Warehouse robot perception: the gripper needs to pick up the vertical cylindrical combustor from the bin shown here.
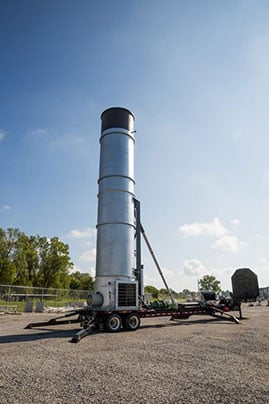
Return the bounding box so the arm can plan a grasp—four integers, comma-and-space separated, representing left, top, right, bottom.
95, 108, 136, 307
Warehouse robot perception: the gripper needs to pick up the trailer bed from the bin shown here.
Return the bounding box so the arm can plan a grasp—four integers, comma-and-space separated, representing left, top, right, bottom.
25, 301, 239, 342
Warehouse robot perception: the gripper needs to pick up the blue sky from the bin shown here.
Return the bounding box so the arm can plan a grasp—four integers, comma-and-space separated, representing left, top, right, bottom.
1, 0, 269, 291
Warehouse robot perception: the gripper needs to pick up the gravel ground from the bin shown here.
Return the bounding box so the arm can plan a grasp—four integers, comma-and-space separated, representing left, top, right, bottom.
0, 304, 268, 404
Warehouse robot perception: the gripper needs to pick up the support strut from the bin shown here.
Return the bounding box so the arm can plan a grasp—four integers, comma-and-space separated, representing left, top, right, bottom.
71, 320, 97, 343
140, 223, 175, 304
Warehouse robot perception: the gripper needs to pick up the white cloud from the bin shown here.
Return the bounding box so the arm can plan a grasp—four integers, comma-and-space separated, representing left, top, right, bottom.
50, 134, 86, 151
68, 227, 96, 239
179, 217, 227, 238
211, 235, 244, 253
162, 267, 173, 277
221, 266, 234, 277
80, 248, 96, 263
88, 266, 95, 277
143, 272, 163, 288
181, 259, 207, 277
30, 128, 49, 138
253, 233, 269, 241
1, 205, 11, 211
0, 130, 5, 142
68, 264, 81, 274
231, 219, 240, 229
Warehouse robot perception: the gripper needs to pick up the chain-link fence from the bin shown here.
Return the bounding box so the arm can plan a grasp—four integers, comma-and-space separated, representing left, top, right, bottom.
0, 284, 90, 313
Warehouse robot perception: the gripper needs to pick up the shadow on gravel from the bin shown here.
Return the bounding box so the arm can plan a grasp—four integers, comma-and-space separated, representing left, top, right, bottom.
0, 318, 238, 344
139, 317, 238, 329
0, 329, 79, 344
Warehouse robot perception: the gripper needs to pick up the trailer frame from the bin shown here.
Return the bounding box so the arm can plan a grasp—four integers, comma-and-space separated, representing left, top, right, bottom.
25, 300, 239, 342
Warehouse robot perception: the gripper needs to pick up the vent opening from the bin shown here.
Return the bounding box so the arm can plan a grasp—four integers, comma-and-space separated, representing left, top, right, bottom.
117, 282, 137, 307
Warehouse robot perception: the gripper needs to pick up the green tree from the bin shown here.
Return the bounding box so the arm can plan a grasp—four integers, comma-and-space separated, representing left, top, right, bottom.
13, 232, 33, 285
69, 271, 94, 291
0, 227, 78, 290
159, 288, 168, 296
199, 275, 221, 294
0, 228, 21, 261
144, 285, 159, 298
221, 290, 231, 297
0, 228, 28, 284
25, 236, 39, 285
0, 259, 16, 284
36, 236, 73, 288
182, 289, 192, 295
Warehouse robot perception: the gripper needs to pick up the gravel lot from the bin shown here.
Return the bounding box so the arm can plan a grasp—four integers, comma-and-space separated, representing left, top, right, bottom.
0, 304, 268, 404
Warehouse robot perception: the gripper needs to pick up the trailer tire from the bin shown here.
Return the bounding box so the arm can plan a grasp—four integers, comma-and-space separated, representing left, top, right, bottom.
124, 313, 140, 331
105, 314, 122, 332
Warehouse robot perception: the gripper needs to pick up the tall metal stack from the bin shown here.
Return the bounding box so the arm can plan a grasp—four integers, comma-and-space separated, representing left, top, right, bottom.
90, 107, 138, 310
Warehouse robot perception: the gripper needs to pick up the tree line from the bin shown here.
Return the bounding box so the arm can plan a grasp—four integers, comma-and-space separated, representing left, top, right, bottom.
0, 228, 223, 296
144, 275, 223, 299
0, 228, 94, 291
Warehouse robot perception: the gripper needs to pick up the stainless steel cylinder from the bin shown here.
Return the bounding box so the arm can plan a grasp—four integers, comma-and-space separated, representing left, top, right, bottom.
95, 108, 136, 307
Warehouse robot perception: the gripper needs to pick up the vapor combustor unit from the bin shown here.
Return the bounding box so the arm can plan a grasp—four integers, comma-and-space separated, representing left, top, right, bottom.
88, 107, 140, 311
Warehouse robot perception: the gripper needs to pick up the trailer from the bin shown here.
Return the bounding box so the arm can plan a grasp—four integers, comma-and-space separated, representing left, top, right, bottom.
26, 300, 239, 343
25, 107, 239, 342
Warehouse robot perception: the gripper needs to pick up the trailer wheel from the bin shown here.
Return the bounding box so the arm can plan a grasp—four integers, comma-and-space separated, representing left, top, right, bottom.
105, 314, 122, 332
124, 313, 140, 331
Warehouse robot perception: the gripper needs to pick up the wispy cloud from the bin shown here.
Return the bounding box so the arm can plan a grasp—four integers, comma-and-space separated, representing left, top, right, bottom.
49, 133, 86, 152
180, 217, 245, 255
181, 260, 235, 286
231, 219, 240, 229
26, 128, 50, 142
162, 267, 173, 277
1, 205, 11, 211
211, 235, 245, 253
80, 248, 96, 263
179, 217, 227, 238
68, 227, 96, 239
0, 130, 6, 142
68, 264, 82, 274
26, 128, 88, 152
181, 259, 207, 277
